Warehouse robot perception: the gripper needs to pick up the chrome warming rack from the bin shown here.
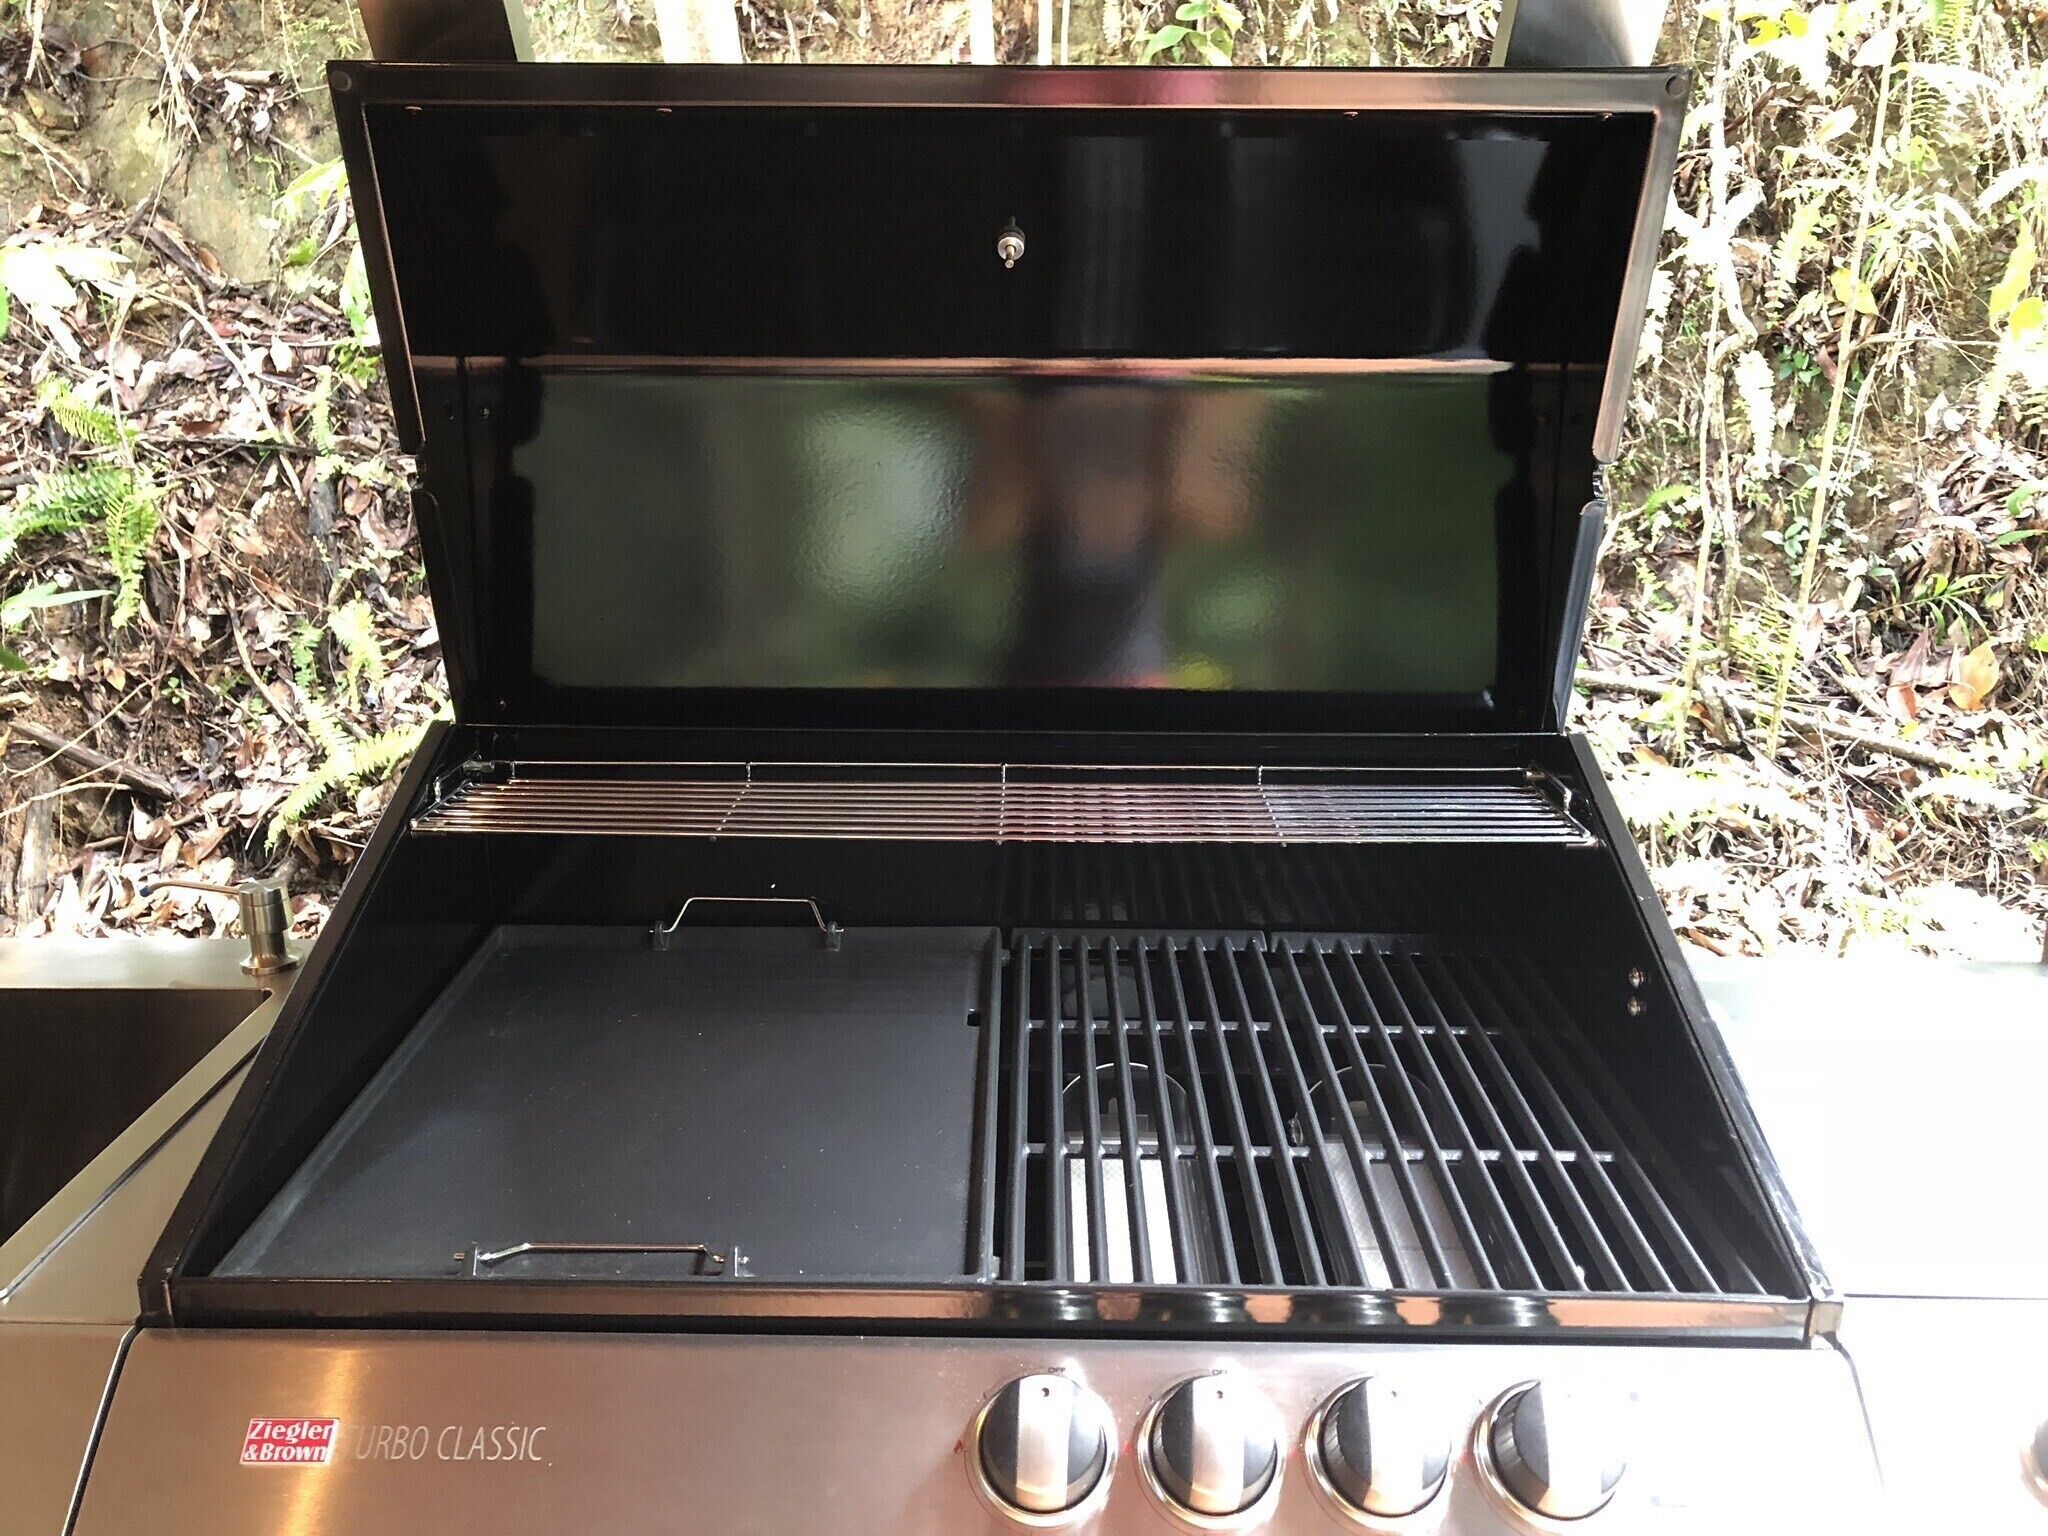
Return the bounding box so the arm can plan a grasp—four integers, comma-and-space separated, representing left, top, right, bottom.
410, 762, 1600, 847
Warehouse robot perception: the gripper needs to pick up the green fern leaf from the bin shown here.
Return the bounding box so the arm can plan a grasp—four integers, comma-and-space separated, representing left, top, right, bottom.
350, 723, 426, 782
37, 378, 128, 448
103, 485, 158, 627
267, 763, 350, 847
1, 466, 134, 564
328, 599, 386, 699
289, 621, 352, 756
265, 721, 424, 847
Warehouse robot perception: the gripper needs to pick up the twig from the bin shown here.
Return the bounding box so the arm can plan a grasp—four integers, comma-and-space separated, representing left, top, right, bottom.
4, 717, 178, 800
1579, 668, 1974, 774
231, 619, 316, 748
162, 293, 284, 440
1764, 0, 1902, 756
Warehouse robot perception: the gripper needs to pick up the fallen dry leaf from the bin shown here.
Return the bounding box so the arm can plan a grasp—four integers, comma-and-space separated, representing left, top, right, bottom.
1948, 642, 1999, 712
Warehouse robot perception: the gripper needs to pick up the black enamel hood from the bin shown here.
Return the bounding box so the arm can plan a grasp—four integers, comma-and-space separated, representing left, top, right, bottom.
331, 63, 1682, 736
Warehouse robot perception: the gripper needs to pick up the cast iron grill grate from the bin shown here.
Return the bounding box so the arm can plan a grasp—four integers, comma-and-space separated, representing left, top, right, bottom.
991, 932, 1765, 1296
411, 763, 1598, 846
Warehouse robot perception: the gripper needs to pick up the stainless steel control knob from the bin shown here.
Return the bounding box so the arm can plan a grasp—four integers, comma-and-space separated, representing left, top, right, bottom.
1311, 1379, 1450, 1520
1145, 1374, 1281, 1522
2028, 1418, 2048, 1502
973, 1374, 1113, 1521
1483, 1382, 1626, 1521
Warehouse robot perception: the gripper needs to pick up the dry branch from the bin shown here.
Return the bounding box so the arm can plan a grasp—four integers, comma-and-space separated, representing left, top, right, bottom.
5, 718, 178, 800
1578, 669, 1973, 774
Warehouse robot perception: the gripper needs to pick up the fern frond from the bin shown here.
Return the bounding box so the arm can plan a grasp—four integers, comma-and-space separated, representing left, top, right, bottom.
1732, 349, 1781, 476
1, 466, 134, 563
289, 621, 353, 756
1766, 200, 1824, 319
349, 723, 426, 782
103, 486, 158, 627
37, 378, 128, 448
328, 598, 386, 699
266, 721, 425, 847
268, 762, 350, 845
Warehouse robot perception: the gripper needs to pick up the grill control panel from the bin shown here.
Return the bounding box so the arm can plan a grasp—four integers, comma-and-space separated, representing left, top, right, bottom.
74, 1332, 1884, 1536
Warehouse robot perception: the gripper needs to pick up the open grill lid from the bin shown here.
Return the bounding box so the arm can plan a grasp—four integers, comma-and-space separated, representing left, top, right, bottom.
331, 63, 1682, 735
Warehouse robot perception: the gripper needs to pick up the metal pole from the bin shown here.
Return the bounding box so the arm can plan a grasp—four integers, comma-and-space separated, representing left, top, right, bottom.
1492, 0, 1670, 67
355, 0, 531, 61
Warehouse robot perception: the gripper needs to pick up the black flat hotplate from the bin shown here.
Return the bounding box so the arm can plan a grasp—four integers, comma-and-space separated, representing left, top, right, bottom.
219, 925, 992, 1282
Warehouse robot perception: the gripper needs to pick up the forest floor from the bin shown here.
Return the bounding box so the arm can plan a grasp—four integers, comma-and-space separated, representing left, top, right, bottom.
0, 0, 2042, 957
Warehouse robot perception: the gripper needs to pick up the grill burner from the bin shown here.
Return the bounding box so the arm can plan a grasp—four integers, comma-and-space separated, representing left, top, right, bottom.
996, 933, 1761, 1298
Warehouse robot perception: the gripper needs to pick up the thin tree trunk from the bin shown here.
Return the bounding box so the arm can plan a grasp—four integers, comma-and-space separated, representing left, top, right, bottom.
969, 0, 996, 61
1037, 0, 1053, 62
653, 0, 744, 62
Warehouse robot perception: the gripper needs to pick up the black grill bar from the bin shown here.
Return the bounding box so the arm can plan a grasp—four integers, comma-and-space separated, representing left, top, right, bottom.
1044, 940, 1069, 1282
1102, 939, 1158, 1284
1258, 948, 1390, 1286
1070, 939, 1113, 1283
1136, 938, 1237, 1284
991, 930, 1770, 1301
1478, 954, 1747, 1294
1184, 942, 1288, 1281
1291, 945, 1449, 1288
1430, 954, 1674, 1290
1217, 941, 1327, 1286
1004, 935, 1031, 1282
1389, 952, 1622, 1290
1308, 944, 1518, 1288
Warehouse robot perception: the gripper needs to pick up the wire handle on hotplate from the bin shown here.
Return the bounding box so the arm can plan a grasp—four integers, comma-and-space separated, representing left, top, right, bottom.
651, 894, 843, 950
467, 1240, 745, 1278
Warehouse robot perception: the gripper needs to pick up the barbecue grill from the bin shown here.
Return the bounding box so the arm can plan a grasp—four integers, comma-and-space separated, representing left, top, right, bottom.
60, 64, 1892, 1533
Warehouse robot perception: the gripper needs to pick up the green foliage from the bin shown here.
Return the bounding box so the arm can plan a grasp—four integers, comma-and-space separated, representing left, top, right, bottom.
328, 598, 387, 700
274, 156, 348, 225
103, 491, 158, 627
340, 244, 375, 346
1, 463, 158, 627
1140, 0, 1243, 64
0, 465, 131, 562
269, 722, 426, 844
306, 369, 396, 487
38, 377, 128, 447
269, 616, 419, 845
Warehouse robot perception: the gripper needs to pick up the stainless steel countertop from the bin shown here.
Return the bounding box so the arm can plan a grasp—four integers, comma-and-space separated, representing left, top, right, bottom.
1693, 953, 2048, 1301
0, 938, 283, 1322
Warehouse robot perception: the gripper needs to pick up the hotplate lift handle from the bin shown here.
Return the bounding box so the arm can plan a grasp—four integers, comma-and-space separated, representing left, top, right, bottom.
651, 894, 843, 951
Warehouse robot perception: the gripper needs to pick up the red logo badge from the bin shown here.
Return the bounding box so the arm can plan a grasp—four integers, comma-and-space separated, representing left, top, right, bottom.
242, 1417, 341, 1465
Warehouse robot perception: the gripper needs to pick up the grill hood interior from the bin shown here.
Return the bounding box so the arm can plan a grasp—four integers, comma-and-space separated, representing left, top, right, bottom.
332, 64, 1682, 735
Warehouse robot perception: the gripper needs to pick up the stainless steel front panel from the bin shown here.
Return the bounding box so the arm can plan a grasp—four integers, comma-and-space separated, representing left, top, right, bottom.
74, 1331, 1881, 1534
1836, 1296, 2048, 1531
0, 1323, 127, 1536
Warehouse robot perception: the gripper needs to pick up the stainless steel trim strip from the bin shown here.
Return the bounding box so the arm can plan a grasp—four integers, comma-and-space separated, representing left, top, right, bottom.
333, 62, 1683, 116
420, 354, 1515, 377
